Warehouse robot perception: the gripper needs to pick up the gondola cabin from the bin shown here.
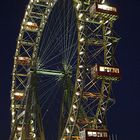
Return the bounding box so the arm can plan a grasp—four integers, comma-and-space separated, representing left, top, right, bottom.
80, 129, 109, 140
14, 91, 24, 100
17, 57, 31, 65
90, 2, 118, 20
91, 64, 120, 81
24, 21, 38, 31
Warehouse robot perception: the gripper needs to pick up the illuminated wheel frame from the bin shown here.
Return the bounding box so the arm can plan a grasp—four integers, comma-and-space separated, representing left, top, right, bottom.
10, 0, 120, 140
10, 0, 57, 139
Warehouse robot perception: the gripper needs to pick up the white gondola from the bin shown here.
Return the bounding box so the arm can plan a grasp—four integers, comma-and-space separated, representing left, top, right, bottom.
80, 129, 109, 140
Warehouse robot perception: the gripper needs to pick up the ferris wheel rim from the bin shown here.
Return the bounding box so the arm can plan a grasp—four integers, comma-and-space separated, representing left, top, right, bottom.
10, 0, 58, 139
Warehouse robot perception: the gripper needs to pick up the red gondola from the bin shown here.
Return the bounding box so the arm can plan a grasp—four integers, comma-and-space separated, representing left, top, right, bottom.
91, 64, 121, 81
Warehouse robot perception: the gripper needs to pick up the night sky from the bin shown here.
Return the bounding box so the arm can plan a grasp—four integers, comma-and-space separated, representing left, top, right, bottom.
0, 0, 140, 140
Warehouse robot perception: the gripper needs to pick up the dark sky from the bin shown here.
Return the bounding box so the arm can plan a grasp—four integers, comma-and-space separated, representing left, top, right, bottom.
0, 0, 140, 140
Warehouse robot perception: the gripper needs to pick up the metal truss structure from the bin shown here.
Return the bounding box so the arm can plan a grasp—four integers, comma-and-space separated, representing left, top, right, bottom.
10, 0, 57, 139
10, 0, 120, 140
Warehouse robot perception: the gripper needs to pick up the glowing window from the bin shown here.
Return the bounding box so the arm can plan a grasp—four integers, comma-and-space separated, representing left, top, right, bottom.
100, 66, 105, 72
114, 68, 119, 73
93, 132, 97, 137
103, 132, 108, 137
87, 131, 92, 137
116, 68, 120, 73
99, 132, 103, 137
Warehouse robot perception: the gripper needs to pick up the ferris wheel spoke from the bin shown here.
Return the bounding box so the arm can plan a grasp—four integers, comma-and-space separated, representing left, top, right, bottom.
39, 7, 77, 70
41, 46, 74, 68
38, 79, 55, 94
39, 61, 62, 69
41, 89, 62, 124
39, 6, 64, 53
39, 26, 77, 71
39, 5, 74, 62
64, 10, 77, 65
40, 81, 59, 105
38, 77, 58, 93
39, 39, 64, 67
39, 27, 76, 69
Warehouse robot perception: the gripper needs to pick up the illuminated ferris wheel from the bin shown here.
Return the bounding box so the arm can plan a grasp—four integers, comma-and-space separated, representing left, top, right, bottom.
10, 0, 120, 140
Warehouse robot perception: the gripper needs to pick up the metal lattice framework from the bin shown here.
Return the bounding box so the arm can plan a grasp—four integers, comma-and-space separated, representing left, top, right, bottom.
10, 0, 120, 140
61, 0, 120, 139
10, 0, 57, 139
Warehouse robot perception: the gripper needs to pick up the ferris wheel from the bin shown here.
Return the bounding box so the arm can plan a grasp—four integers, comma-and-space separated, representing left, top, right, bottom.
10, 0, 120, 140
